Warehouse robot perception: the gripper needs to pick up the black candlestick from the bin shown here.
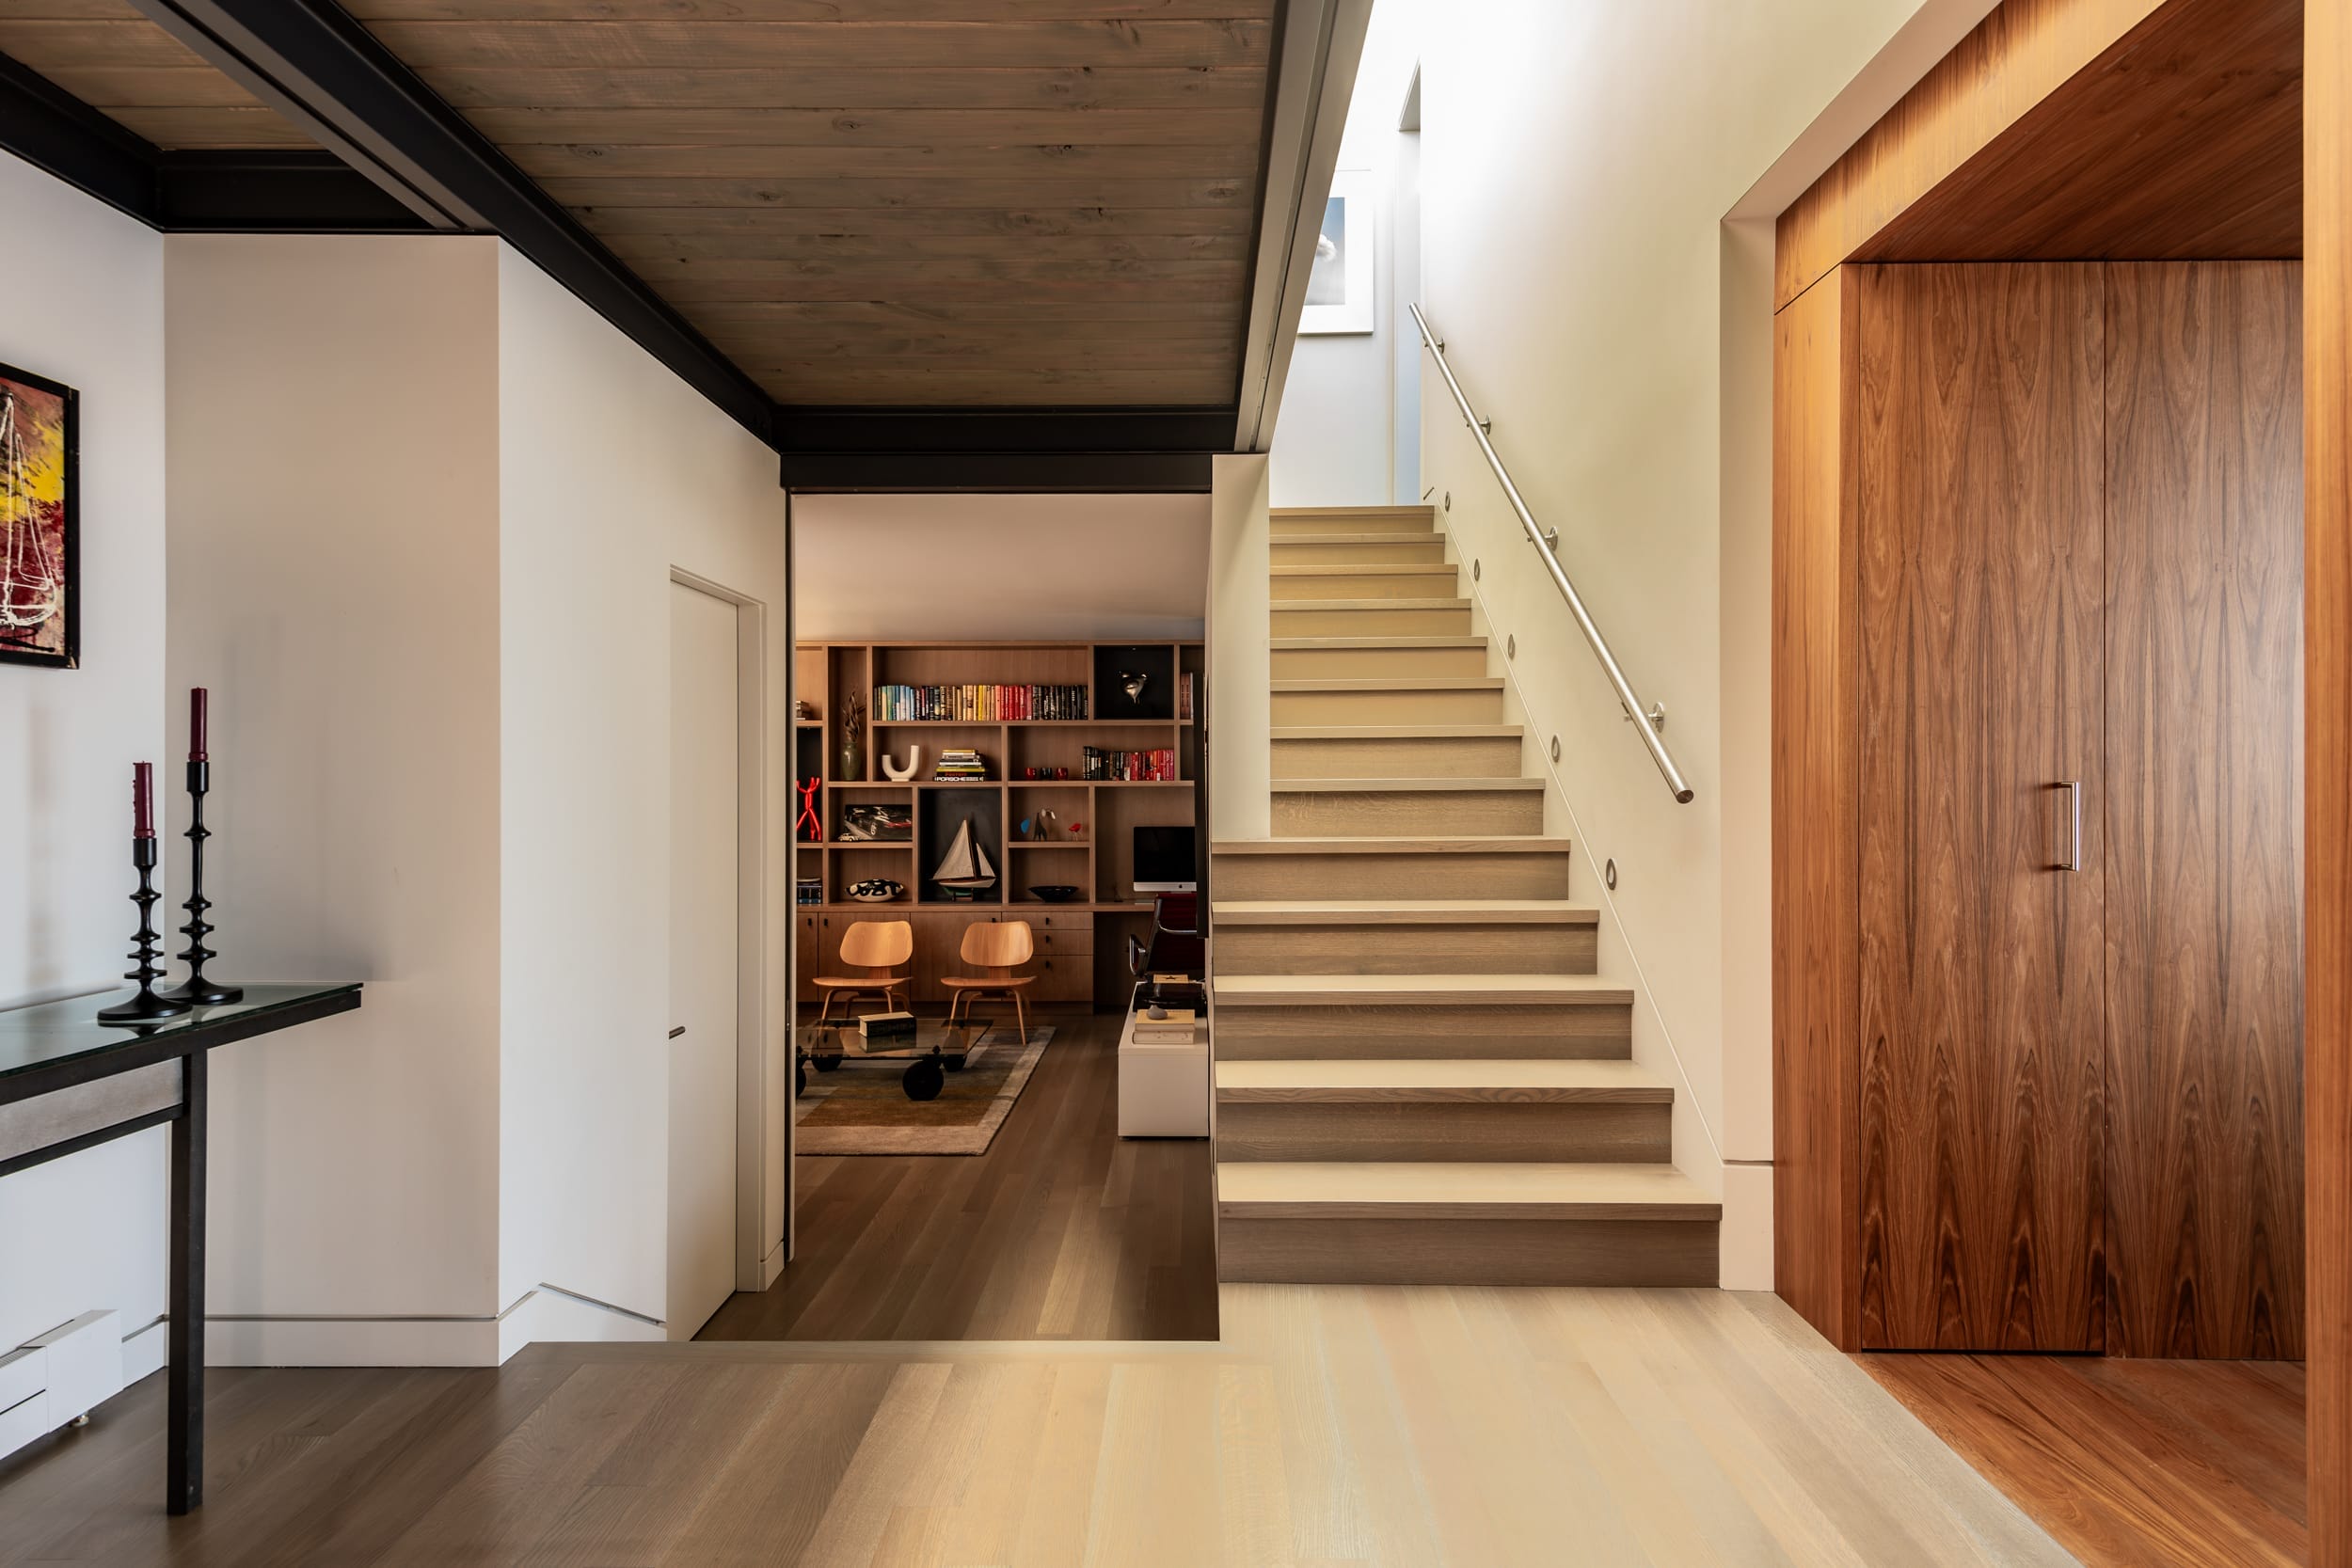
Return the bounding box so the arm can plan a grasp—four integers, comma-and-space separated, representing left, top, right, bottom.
163, 759, 241, 1006
98, 836, 191, 1023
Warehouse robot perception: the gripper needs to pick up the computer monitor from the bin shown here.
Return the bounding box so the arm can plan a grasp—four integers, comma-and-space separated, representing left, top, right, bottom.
1133, 825, 1198, 893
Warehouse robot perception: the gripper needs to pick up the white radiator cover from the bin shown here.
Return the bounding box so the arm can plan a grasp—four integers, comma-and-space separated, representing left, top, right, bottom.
0, 1310, 125, 1463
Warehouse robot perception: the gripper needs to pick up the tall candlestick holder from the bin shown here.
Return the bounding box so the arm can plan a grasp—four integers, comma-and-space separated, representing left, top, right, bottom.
97, 836, 190, 1023
163, 759, 241, 1006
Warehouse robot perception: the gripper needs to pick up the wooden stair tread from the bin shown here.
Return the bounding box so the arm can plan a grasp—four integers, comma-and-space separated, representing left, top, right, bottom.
1213, 974, 1633, 1006
1269, 636, 1486, 649
1212, 836, 1571, 855
1270, 533, 1443, 546
1268, 776, 1541, 793
1270, 563, 1455, 577
1216, 1161, 1720, 1221
1271, 724, 1520, 739
1216, 1058, 1667, 1102
1271, 505, 1438, 517
1268, 598, 1472, 611
1270, 677, 1503, 692
1213, 899, 1595, 924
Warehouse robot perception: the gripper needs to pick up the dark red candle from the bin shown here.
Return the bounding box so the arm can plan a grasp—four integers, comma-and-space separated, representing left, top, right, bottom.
133, 762, 154, 839
190, 688, 208, 762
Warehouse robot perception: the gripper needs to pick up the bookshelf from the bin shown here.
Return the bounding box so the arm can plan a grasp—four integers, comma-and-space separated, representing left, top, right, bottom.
793, 640, 1203, 913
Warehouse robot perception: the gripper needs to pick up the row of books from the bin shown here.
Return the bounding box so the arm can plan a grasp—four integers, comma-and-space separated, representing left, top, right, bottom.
872, 683, 1089, 722
1177, 672, 1196, 722
1083, 747, 1177, 782
933, 747, 988, 781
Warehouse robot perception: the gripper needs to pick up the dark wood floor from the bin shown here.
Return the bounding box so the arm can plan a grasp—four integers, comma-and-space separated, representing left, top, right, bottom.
1862, 1353, 2308, 1567
699, 1007, 1218, 1342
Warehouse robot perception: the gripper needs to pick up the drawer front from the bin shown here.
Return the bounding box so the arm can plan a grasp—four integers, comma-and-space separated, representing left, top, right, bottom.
1007, 911, 1092, 933
1030, 956, 1092, 1003
1029, 926, 1093, 957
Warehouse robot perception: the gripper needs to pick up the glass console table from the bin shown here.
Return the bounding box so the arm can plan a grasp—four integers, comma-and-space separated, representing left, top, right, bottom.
0, 982, 363, 1514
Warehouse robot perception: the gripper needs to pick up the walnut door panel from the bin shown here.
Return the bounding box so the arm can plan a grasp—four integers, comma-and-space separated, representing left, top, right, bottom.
2103, 261, 2305, 1359
1852, 262, 2109, 1352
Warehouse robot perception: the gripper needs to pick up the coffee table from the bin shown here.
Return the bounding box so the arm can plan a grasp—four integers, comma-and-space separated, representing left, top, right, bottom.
796, 1014, 996, 1101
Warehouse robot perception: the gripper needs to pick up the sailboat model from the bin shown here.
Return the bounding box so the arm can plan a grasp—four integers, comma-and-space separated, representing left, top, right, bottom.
930, 817, 997, 899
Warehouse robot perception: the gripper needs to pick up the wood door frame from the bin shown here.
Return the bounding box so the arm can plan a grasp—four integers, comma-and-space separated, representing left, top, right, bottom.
670, 565, 773, 1295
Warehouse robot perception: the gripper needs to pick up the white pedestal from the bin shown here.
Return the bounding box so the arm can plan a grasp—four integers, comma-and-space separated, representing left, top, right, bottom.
1117, 995, 1210, 1138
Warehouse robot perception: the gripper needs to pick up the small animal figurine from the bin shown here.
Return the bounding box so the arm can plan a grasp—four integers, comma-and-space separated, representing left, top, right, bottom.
796, 777, 823, 842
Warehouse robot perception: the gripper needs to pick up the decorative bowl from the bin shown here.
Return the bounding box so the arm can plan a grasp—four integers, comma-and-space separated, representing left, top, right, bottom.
848, 879, 904, 903
1027, 884, 1081, 903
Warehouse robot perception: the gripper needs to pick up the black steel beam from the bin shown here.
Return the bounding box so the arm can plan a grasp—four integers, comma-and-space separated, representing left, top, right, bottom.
159, 149, 430, 231
779, 449, 1216, 494
776, 406, 1232, 490
129, 0, 776, 445
0, 52, 157, 222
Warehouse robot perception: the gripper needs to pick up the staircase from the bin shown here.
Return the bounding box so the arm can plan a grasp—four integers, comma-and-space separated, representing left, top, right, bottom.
1209, 504, 1721, 1286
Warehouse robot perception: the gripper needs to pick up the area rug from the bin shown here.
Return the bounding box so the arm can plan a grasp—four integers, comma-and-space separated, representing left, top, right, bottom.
793, 1025, 1054, 1155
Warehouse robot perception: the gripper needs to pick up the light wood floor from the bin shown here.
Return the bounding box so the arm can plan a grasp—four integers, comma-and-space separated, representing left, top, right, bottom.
700, 1008, 1218, 1342
0, 1287, 2072, 1567
1864, 1352, 2307, 1568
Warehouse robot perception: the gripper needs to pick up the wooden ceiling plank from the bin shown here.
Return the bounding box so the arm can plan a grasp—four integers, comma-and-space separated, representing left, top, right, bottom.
22, 65, 269, 110
569, 203, 1257, 235
642, 276, 1247, 303
347, 0, 1276, 17
506, 142, 1261, 180
0, 19, 216, 71
6, 0, 151, 17
597, 230, 1248, 260
464, 105, 1263, 146
536, 174, 1248, 207
362, 19, 1272, 72
676, 298, 1232, 322
102, 106, 319, 149
421, 66, 1264, 111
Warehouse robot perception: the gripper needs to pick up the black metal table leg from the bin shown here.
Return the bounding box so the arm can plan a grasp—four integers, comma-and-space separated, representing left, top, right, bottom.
167, 1044, 205, 1515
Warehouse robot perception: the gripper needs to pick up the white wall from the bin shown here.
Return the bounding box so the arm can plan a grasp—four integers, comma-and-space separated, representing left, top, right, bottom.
166, 235, 507, 1361
793, 493, 1206, 642
1268, 0, 1425, 509
0, 151, 169, 1383
1207, 455, 1272, 842
1412, 0, 1951, 1282
494, 245, 791, 1334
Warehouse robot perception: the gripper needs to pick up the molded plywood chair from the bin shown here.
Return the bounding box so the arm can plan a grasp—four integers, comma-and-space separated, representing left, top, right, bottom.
943, 920, 1036, 1039
812, 919, 914, 1025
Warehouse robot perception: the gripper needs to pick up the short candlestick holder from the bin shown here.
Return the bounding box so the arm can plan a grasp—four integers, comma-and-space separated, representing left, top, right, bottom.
163, 759, 241, 1006
98, 837, 191, 1023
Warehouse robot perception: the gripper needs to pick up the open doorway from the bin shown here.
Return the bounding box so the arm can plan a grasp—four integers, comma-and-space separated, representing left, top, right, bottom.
696, 493, 1220, 1342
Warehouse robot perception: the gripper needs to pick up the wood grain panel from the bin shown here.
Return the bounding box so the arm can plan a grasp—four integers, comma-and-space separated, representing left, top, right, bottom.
2104, 261, 2305, 1360
2307, 0, 2352, 1552
346, 0, 1279, 16
573, 204, 1259, 237
422, 66, 1268, 110
465, 105, 1265, 145
1774, 0, 2164, 309
602, 231, 1250, 261
1772, 264, 1861, 1350
1851, 262, 2108, 1353
1859, 0, 2301, 269
505, 141, 1261, 180
0, 9, 312, 149
535, 174, 1248, 208
361, 19, 1271, 71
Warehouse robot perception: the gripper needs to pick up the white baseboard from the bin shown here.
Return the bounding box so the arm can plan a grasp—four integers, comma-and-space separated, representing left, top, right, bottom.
759, 1236, 787, 1290
496, 1285, 663, 1362
121, 1316, 166, 1384
202, 1283, 663, 1369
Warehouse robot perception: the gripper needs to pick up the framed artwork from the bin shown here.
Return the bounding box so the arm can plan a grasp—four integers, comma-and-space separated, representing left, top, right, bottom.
0, 360, 77, 669
1299, 169, 1376, 335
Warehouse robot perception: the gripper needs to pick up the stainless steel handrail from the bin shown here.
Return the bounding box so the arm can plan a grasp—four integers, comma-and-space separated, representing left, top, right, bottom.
1409, 303, 1695, 804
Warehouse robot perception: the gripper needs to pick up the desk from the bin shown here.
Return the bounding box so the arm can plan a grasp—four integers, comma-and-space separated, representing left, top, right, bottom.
0, 983, 362, 1514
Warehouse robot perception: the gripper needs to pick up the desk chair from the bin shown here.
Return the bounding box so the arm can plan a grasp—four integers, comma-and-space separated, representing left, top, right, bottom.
811, 918, 913, 1025
1127, 893, 1203, 1008
942, 920, 1036, 1040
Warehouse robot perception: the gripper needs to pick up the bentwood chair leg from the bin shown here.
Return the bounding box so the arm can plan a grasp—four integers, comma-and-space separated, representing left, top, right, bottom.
1013, 991, 1026, 1041
816, 989, 835, 1027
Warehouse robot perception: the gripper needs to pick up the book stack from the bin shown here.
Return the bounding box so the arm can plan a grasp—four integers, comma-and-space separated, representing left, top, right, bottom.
857, 1010, 917, 1043
1082, 746, 1177, 782
1178, 672, 1195, 721
872, 683, 1089, 721
932, 748, 988, 781
1131, 1006, 1198, 1046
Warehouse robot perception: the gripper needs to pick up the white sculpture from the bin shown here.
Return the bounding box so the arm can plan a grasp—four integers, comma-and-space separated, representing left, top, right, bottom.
882, 745, 922, 783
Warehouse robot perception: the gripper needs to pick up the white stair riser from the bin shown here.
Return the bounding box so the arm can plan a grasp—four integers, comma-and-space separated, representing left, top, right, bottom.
1271, 570, 1461, 601
1271, 788, 1544, 837
1216, 1217, 1718, 1286
1270, 540, 1449, 566
1273, 734, 1523, 779
1269, 606, 1472, 636
1270, 688, 1502, 724
1211, 850, 1572, 900
1214, 922, 1595, 975
1271, 645, 1490, 679
1215, 1101, 1670, 1163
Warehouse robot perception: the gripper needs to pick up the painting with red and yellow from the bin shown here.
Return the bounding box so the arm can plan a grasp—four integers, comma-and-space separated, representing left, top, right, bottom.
0, 360, 76, 669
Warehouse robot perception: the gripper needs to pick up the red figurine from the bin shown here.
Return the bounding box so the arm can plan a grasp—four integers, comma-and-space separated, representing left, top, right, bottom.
797, 777, 823, 842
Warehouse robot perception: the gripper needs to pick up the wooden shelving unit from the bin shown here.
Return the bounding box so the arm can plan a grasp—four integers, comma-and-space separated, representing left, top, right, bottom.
793, 639, 1202, 913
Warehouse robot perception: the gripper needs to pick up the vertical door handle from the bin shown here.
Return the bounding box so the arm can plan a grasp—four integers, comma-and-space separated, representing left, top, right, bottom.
2056, 781, 2082, 872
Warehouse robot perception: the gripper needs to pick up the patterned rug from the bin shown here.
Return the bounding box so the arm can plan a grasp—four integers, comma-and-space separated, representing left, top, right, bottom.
793, 1025, 1054, 1155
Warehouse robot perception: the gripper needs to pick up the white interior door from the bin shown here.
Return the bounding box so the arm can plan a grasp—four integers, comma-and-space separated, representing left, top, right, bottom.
668, 578, 739, 1340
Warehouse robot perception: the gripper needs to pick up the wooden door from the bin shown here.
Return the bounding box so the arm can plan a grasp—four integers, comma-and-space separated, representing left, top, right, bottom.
1853, 263, 2109, 1351
2103, 261, 2305, 1358
667, 579, 740, 1341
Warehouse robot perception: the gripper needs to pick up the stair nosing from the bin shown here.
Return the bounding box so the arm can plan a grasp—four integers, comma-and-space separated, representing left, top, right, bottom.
1269, 637, 1487, 649
1269, 677, 1502, 692
1267, 776, 1542, 793
1215, 1059, 1667, 1105
1211, 899, 1596, 925
1211, 974, 1633, 1006
1269, 534, 1447, 546
1269, 598, 1472, 611
1211, 836, 1572, 854
1214, 1161, 1722, 1223
1270, 724, 1521, 739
